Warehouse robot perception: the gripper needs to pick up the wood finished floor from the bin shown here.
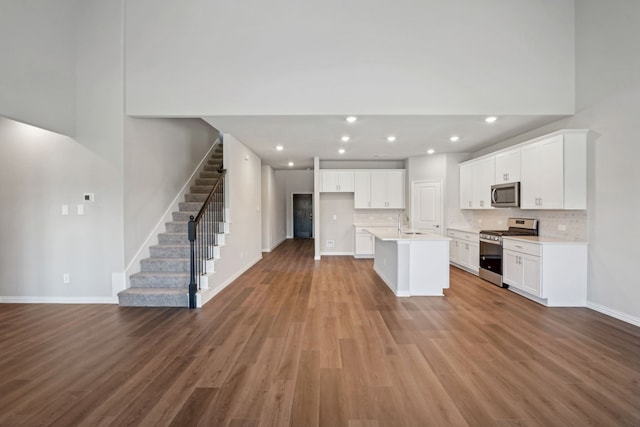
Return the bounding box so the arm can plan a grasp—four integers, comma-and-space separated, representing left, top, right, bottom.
1, 239, 639, 427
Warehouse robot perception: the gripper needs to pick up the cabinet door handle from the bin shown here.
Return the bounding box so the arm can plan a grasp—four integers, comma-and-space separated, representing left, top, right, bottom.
515, 245, 523, 249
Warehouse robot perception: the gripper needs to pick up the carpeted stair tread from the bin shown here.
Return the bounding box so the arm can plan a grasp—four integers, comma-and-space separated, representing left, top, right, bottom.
120, 141, 225, 308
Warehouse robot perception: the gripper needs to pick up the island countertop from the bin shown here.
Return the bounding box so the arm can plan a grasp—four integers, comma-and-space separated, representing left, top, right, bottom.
365, 228, 451, 242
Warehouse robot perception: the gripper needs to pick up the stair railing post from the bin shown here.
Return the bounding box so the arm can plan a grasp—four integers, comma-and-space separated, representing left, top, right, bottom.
188, 215, 197, 309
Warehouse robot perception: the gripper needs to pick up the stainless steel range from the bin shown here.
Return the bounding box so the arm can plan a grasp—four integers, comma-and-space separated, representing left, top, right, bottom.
479, 218, 538, 287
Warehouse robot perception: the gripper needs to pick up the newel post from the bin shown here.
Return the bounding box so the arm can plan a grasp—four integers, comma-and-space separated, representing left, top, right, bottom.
188, 215, 197, 309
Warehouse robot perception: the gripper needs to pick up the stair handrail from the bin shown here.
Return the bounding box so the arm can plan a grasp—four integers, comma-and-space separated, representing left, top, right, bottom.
188, 136, 226, 308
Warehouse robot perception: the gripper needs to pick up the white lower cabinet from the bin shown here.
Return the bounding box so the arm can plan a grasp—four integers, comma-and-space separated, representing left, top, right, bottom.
354, 227, 375, 258
503, 247, 541, 296
503, 237, 587, 307
447, 229, 479, 274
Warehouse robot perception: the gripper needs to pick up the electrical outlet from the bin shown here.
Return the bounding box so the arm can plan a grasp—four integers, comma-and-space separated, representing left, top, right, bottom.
326, 240, 335, 248
497, 220, 503, 225
558, 224, 566, 231
332, 214, 337, 221
477, 219, 483, 223
63, 273, 70, 284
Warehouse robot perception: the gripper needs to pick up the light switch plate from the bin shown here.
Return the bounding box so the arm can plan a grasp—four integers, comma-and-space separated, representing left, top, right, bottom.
61, 205, 69, 216
77, 204, 85, 215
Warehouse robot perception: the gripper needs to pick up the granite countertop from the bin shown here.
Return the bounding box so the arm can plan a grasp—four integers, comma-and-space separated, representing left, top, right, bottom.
503, 235, 588, 244
366, 228, 451, 242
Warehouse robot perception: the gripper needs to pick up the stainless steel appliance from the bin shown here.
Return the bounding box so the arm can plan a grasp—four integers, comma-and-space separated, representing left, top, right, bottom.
491, 182, 520, 208
479, 218, 538, 287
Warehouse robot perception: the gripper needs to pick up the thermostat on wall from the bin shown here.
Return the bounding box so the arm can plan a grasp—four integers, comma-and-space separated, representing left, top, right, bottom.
83, 193, 95, 202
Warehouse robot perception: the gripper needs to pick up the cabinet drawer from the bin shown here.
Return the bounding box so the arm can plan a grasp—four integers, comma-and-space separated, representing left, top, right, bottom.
447, 229, 478, 242
503, 239, 541, 256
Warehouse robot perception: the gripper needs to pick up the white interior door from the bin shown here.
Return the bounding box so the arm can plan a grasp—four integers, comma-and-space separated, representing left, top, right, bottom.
411, 181, 442, 234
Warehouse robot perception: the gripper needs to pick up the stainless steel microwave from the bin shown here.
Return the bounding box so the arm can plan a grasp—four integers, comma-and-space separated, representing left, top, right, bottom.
491, 182, 520, 208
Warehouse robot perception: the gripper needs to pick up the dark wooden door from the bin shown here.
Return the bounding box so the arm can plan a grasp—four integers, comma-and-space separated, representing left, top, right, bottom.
293, 194, 313, 238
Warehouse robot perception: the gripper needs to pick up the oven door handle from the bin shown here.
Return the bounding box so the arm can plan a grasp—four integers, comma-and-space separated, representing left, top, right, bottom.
480, 237, 501, 245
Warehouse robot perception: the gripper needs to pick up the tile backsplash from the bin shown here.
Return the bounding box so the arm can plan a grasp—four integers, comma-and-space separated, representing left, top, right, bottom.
471, 209, 587, 240
353, 209, 404, 225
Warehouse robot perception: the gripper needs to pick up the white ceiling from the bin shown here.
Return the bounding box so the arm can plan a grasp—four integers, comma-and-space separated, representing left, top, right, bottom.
203, 115, 566, 170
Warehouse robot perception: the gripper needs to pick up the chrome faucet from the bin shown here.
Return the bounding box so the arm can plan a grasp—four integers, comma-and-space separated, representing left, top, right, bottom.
397, 211, 409, 234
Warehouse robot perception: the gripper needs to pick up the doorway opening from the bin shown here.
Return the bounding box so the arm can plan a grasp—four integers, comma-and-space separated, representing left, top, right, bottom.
293, 193, 313, 238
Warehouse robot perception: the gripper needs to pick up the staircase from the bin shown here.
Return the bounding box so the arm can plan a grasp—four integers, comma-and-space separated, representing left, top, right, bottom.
118, 142, 226, 307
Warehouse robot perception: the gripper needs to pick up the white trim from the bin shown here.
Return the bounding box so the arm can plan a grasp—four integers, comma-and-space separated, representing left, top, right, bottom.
373, 265, 410, 297
0, 296, 118, 304
587, 301, 640, 327
196, 254, 263, 307
320, 251, 354, 256
262, 237, 287, 253
124, 141, 219, 285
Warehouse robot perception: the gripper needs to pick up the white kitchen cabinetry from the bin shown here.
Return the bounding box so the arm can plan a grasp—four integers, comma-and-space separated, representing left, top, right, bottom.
321, 170, 355, 192
459, 163, 473, 209
503, 237, 587, 307
354, 170, 405, 209
447, 229, 479, 274
503, 241, 541, 296
495, 148, 520, 183
354, 227, 375, 258
459, 157, 495, 209
354, 171, 371, 208
520, 131, 587, 209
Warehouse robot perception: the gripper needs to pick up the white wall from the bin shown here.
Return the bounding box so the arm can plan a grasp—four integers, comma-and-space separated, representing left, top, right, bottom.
274, 170, 314, 238
209, 134, 263, 289
463, 0, 640, 324
320, 193, 355, 255
261, 165, 282, 251
0, 0, 77, 135
125, 0, 575, 116
0, 0, 125, 302
123, 118, 216, 263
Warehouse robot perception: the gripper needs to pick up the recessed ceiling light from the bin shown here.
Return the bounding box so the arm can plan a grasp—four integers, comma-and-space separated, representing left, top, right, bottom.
276, 144, 284, 151
288, 161, 294, 167
427, 149, 435, 154
341, 135, 350, 142
387, 136, 396, 142
346, 116, 358, 123
449, 135, 460, 142
338, 148, 346, 154
485, 116, 498, 123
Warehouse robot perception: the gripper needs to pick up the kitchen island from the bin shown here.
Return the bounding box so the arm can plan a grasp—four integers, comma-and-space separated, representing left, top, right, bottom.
367, 228, 451, 297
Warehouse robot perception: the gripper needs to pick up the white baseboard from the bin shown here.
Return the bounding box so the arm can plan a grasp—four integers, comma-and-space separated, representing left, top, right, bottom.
197, 254, 263, 308
587, 301, 640, 327
262, 237, 287, 253
0, 296, 118, 304
320, 251, 354, 256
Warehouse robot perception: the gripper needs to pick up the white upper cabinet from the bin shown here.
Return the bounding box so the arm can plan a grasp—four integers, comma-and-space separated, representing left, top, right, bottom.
353, 170, 405, 209
321, 170, 355, 192
354, 171, 372, 208
472, 156, 495, 209
459, 129, 588, 211
520, 131, 587, 210
495, 148, 521, 183
460, 156, 495, 209
370, 170, 405, 208
459, 163, 473, 209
